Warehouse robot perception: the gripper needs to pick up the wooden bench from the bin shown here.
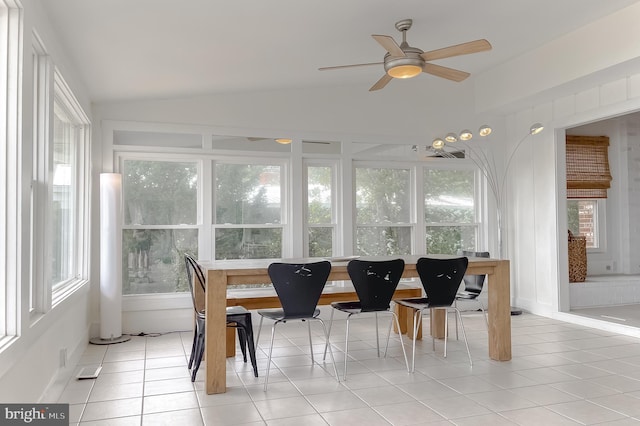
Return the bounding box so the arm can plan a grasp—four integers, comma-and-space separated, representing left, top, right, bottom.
224, 282, 422, 357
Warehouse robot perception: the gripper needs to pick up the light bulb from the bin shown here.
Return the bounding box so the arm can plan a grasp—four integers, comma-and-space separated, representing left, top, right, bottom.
459, 130, 473, 141
275, 138, 292, 144
478, 125, 492, 137
529, 123, 544, 135
445, 133, 458, 143
432, 138, 445, 149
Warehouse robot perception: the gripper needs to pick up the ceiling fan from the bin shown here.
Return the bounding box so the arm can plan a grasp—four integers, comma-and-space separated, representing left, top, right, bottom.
319, 19, 492, 91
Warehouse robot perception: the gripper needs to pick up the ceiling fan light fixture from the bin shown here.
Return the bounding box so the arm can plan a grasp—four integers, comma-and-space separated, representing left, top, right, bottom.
445, 133, 458, 143
479, 125, 492, 137
432, 138, 445, 150
387, 64, 422, 79
275, 138, 292, 144
459, 129, 473, 141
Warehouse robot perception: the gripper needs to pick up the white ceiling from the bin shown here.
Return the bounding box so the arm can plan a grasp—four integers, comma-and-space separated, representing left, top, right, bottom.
39, 0, 640, 104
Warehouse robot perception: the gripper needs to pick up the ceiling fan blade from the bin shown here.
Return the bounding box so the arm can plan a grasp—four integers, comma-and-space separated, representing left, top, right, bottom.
423, 63, 470, 82
318, 62, 383, 71
369, 74, 393, 91
421, 39, 492, 61
372, 34, 406, 57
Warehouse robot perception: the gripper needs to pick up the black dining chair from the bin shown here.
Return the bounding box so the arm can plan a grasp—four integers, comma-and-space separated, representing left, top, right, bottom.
255, 260, 339, 390
323, 258, 409, 380
394, 256, 471, 370
454, 251, 490, 337
184, 253, 258, 381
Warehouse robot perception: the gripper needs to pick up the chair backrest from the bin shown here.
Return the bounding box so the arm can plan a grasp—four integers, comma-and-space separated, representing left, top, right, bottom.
461, 251, 490, 294
268, 261, 332, 319
416, 257, 469, 307
184, 253, 206, 313
347, 258, 405, 312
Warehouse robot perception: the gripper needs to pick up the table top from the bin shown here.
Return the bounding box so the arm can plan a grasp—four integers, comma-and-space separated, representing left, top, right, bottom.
200, 255, 505, 271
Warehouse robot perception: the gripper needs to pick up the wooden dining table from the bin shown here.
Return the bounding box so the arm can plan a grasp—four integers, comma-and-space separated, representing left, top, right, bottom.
201, 255, 511, 395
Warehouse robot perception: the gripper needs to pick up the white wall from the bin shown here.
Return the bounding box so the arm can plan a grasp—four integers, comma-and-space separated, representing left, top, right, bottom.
476, 1, 640, 320
0, 0, 94, 402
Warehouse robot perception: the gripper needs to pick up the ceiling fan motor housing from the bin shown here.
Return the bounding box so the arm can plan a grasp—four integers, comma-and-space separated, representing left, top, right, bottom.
384, 46, 424, 78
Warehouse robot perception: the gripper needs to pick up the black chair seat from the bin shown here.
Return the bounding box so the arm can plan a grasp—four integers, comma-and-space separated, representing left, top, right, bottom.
393, 297, 429, 311
258, 308, 320, 322
454, 291, 479, 300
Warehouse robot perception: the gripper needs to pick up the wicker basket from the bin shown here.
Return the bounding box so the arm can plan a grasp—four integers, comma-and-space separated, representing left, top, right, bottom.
568, 231, 587, 282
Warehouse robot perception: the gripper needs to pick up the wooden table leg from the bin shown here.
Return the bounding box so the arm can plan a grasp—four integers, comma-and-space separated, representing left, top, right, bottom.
394, 304, 407, 334
430, 309, 446, 339
488, 260, 512, 361
226, 328, 236, 357
206, 269, 228, 394
405, 308, 423, 340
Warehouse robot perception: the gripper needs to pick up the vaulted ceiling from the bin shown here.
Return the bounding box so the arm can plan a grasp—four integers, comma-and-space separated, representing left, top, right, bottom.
40, 0, 640, 104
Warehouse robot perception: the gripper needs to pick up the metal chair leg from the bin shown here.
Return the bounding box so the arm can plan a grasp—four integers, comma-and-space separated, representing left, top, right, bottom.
455, 308, 473, 366
264, 321, 279, 391
316, 318, 340, 382
307, 320, 314, 363
323, 308, 336, 360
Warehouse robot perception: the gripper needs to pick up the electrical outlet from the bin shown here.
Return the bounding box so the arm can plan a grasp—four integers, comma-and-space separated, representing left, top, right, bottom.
60, 348, 67, 368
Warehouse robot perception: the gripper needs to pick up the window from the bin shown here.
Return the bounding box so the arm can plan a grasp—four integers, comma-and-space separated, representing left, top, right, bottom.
566, 135, 611, 250
214, 162, 283, 259
30, 32, 49, 314
122, 159, 199, 294
50, 71, 90, 304
354, 166, 412, 256
567, 199, 602, 249
424, 168, 477, 254
0, 1, 21, 337
305, 163, 335, 257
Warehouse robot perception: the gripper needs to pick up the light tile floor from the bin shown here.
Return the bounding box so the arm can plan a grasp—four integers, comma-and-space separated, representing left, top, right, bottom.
58, 312, 640, 425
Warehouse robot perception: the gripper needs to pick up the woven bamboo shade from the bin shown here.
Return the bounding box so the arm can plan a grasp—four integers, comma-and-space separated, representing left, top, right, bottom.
566, 135, 612, 199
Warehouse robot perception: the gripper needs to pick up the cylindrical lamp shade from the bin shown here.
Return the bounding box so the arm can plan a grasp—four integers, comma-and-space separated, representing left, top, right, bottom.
95, 173, 129, 343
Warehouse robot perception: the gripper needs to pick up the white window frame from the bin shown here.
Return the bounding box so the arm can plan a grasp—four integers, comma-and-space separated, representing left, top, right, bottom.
422, 163, 482, 255
118, 154, 202, 295
48, 70, 90, 307
567, 198, 606, 252
212, 157, 289, 260
353, 161, 416, 255
0, 0, 22, 341
303, 159, 339, 257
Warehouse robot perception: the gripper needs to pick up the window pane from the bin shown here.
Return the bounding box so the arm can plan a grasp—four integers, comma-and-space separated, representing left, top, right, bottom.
567, 199, 598, 248
215, 164, 281, 224
52, 105, 76, 286
356, 226, 412, 256
425, 169, 475, 223
215, 228, 282, 260
355, 168, 410, 223
309, 227, 333, 257
123, 229, 198, 294
123, 160, 198, 225
426, 226, 476, 254
307, 166, 332, 224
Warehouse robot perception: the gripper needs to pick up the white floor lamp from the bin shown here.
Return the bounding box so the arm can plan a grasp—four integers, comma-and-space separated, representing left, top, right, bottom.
90, 173, 131, 345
